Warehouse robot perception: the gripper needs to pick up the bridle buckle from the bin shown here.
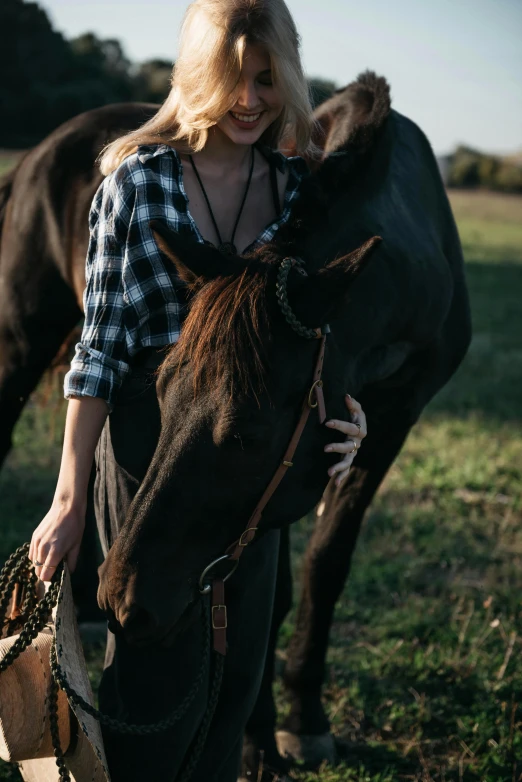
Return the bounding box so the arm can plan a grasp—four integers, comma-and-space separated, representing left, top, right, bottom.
239, 527, 258, 547
212, 605, 227, 630
308, 379, 323, 409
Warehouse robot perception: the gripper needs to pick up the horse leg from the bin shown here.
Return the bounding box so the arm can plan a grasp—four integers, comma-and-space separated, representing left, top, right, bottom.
276, 423, 410, 768
241, 526, 293, 781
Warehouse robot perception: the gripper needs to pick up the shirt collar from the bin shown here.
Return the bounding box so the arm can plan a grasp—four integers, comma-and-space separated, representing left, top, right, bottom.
136, 144, 174, 163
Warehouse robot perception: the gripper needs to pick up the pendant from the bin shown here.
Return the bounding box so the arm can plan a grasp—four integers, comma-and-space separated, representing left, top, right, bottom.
218, 242, 237, 256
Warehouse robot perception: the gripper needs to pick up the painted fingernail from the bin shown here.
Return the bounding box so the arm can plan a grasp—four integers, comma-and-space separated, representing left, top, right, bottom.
346, 393, 351, 399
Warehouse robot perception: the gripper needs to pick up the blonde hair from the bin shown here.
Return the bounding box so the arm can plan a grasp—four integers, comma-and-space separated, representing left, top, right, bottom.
99, 0, 314, 175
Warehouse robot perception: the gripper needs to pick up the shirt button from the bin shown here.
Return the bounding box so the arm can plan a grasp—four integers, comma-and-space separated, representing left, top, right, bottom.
271, 223, 279, 231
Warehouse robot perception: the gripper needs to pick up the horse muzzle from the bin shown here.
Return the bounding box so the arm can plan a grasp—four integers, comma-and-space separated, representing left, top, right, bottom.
97, 565, 200, 647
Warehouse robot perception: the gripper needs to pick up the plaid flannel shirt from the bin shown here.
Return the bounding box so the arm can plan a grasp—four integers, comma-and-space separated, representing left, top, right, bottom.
64, 143, 308, 406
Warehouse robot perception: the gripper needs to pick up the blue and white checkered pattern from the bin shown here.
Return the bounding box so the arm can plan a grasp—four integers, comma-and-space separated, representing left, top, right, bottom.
64, 143, 308, 406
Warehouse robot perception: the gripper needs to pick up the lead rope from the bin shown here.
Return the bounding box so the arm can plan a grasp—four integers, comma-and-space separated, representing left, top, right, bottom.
0, 544, 216, 781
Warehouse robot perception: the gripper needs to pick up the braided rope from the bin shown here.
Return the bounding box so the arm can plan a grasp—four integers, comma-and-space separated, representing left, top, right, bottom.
1, 544, 218, 782
48, 674, 71, 781
50, 607, 210, 735
177, 651, 225, 782
0, 545, 60, 674
0, 546, 68, 779
275, 258, 319, 340
0, 543, 30, 624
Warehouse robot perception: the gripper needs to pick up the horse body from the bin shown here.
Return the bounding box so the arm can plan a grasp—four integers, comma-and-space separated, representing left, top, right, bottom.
246, 79, 471, 774
0, 102, 157, 465
0, 73, 471, 777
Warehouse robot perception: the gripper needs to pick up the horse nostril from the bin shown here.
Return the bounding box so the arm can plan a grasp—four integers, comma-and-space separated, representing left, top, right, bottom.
107, 616, 122, 635
122, 604, 159, 642
102, 605, 122, 635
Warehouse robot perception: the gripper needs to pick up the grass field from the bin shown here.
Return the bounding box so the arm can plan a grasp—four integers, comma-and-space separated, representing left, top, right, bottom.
1, 188, 521, 781
0, 150, 25, 178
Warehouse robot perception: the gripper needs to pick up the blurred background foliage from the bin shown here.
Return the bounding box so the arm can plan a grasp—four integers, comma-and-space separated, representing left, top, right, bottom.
0, 0, 336, 147
0, 0, 171, 146
447, 145, 522, 194
1, 0, 521, 193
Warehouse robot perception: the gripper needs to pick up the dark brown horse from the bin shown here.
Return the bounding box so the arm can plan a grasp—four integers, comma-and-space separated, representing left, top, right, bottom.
99, 72, 470, 778
0, 72, 471, 778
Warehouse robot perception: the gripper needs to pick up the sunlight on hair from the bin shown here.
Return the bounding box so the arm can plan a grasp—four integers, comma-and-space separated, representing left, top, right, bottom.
162, 263, 272, 405
99, 0, 315, 175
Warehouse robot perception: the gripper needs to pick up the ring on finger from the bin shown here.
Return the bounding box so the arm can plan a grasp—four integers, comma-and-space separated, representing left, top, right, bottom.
349, 440, 357, 454
33, 560, 57, 570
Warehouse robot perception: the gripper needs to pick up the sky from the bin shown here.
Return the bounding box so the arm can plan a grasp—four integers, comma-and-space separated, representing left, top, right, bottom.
40, 0, 522, 156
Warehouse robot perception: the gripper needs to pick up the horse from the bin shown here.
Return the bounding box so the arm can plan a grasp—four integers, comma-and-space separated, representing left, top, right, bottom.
99, 72, 471, 778
243, 73, 473, 777
0, 72, 471, 778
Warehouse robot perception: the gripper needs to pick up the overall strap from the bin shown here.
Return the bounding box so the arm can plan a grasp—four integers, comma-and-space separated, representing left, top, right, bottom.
208, 332, 327, 655
269, 154, 281, 216
226, 333, 327, 562
255, 143, 282, 217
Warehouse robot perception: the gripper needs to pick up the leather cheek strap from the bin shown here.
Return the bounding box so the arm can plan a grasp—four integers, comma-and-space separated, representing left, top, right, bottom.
226, 333, 327, 563
211, 333, 328, 655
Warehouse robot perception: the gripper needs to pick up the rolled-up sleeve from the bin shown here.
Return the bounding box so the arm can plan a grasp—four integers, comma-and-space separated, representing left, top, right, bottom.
64, 169, 135, 406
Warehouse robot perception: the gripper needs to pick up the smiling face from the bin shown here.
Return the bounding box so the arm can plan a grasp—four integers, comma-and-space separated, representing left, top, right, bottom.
216, 42, 284, 145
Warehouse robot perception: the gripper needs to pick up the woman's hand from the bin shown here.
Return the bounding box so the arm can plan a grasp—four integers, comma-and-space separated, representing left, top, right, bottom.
29, 501, 86, 583
324, 395, 367, 486
28, 396, 109, 583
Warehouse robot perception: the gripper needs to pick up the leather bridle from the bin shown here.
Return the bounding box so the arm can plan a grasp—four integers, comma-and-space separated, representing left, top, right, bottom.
198, 257, 330, 656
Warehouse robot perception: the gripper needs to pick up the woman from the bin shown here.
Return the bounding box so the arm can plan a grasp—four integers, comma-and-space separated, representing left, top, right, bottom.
29, 0, 367, 778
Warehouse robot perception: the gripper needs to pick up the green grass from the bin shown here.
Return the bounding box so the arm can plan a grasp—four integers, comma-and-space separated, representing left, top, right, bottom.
0, 149, 25, 179
1, 190, 521, 781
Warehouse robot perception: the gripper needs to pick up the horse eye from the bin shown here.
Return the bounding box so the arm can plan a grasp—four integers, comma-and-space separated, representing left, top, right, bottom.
233, 432, 245, 450
229, 430, 262, 449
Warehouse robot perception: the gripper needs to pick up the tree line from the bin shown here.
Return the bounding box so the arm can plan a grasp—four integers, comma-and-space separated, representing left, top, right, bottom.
0, 0, 336, 149
0, 0, 174, 146
447, 146, 522, 194
2, 1, 520, 192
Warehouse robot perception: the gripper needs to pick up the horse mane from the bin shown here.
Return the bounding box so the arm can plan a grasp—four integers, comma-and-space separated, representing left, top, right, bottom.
162, 261, 274, 402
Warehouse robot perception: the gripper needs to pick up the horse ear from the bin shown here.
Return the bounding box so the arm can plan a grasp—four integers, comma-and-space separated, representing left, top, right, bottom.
322, 235, 382, 281
294, 236, 382, 325
149, 220, 245, 284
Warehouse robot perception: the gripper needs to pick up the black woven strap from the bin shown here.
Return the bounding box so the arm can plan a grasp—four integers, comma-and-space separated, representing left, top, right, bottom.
275, 257, 320, 340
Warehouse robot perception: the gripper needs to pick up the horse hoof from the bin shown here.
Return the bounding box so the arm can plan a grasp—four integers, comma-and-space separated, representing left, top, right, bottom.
275, 730, 338, 769
240, 736, 291, 782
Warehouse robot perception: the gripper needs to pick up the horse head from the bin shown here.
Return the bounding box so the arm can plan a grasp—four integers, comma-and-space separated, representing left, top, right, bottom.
97, 222, 381, 645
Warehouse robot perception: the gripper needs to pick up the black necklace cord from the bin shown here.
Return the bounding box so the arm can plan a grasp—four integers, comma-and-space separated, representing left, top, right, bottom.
188, 145, 255, 254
